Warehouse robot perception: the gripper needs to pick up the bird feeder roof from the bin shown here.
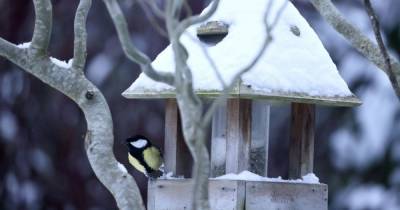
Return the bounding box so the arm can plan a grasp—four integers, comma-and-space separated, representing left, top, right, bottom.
122, 0, 361, 107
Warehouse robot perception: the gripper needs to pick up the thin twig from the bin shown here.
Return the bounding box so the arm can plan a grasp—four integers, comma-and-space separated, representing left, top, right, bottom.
177, 0, 220, 36
144, 0, 166, 19
73, 0, 92, 70
363, 0, 400, 98
182, 0, 193, 18
137, 0, 168, 37
103, 0, 175, 86
31, 0, 52, 55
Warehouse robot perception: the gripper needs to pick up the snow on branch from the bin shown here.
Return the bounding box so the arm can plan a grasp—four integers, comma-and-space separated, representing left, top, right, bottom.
309, 0, 400, 99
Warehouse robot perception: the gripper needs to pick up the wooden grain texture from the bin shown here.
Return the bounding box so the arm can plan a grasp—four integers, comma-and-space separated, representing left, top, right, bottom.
289, 103, 315, 179
250, 101, 270, 176
226, 99, 252, 173
164, 99, 192, 177
246, 182, 328, 210
148, 179, 245, 210
211, 102, 227, 177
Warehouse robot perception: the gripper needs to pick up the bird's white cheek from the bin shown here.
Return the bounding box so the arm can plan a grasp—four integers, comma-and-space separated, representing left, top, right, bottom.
131, 139, 147, 148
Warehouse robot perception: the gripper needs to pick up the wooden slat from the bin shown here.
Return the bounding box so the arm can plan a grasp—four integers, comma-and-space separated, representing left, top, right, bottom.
246, 182, 328, 210
226, 99, 252, 173
289, 103, 315, 179
211, 102, 227, 177
250, 101, 270, 176
148, 179, 245, 210
164, 99, 192, 177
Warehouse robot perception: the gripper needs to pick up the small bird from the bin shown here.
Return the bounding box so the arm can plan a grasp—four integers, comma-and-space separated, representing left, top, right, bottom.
126, 135, 164, 179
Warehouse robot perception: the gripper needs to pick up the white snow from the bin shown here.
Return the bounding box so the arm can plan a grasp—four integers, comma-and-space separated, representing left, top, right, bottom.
160, 172, 184, 180
131, 139, 147, 148
117, 163, 128, 173
50, 57, 73, 69
17, 42, 31, 49
124, 0, 353, 98
302, 173, 320, 184
213, 170, 320, 184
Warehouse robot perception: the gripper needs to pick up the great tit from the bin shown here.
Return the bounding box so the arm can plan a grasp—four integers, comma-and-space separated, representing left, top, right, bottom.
126, 135, 164, 179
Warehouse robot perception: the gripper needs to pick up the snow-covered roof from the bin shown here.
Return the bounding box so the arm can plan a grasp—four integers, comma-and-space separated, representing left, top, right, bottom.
123, 0, 361, 107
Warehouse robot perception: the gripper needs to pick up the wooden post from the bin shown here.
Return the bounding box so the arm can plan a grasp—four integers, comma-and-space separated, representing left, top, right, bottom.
289, 103, 315, 179
164, 99, 192, 177
250, 100, 270, 176
226, 99, 252, 173
211, 102, 227, 177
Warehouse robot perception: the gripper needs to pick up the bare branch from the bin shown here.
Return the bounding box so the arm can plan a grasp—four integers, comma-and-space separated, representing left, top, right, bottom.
31, 0, 52, 55
103, 0, 175, 86
1, 1, 147, 210
182, 0, 193, 18
72, 0, 91, 70
363, 0, 400, 97
0, 38, 22, 61
309, 0, 400, 99
144, 0, 166, 19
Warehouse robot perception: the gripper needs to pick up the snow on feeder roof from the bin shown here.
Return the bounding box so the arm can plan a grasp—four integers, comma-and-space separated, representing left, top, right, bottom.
122, 0, 361, 107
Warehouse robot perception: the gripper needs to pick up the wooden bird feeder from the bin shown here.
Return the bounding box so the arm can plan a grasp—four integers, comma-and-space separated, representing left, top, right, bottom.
122, 1, 361, 209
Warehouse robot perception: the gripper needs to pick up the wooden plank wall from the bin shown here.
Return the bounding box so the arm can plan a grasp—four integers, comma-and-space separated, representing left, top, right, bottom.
226, 99, 252, 174
211, 99, 270, 176
148, 179, 245, 210
289, 103, 315, 179
164, 99, 192, 177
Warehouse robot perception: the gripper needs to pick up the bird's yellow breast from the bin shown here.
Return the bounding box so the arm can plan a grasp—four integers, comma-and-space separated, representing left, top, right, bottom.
128, 154, 146, 174
143, 147, 163, 170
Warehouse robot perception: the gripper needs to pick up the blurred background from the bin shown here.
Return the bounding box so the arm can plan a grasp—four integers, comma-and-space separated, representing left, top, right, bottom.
0, 0, 399, 209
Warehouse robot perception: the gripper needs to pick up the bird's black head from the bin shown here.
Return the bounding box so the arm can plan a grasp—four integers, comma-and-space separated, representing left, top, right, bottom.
126, 135, 150, 150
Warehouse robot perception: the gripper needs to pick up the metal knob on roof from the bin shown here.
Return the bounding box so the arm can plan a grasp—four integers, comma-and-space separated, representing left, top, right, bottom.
197, 21, 229, 35
197, 21, 229, 45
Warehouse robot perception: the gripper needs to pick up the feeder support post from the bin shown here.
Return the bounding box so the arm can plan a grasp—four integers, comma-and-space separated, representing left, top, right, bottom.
289, 103, 315, 179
